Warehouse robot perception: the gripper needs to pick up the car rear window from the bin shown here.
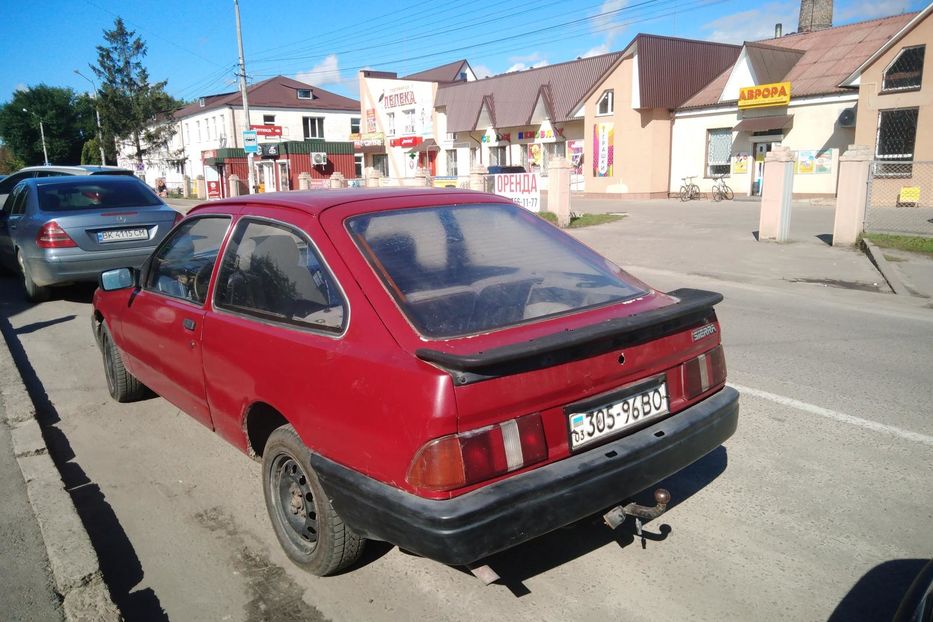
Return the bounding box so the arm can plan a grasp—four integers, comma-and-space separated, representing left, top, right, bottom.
37, 178, 162, 211
347, 203, 647, 338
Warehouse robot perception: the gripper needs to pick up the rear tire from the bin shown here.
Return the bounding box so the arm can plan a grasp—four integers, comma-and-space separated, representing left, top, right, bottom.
679, 185, 690, 202
712, 187, 722, 202
100, 323, 150, 402
17, 251, 50, 303
723, 186, 734, 201
262, 425, 365, 576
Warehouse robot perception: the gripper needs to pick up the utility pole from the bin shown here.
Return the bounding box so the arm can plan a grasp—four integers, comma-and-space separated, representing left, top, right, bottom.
22, 108, 49, 166
74, 69, 107, 165
234, 0, 254, 194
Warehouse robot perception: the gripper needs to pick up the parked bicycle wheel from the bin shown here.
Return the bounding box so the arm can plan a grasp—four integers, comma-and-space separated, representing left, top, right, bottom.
721, 185, 734, 200
680, 185, 690, 202
690, 184, 701, 200
712, 187, 723, 202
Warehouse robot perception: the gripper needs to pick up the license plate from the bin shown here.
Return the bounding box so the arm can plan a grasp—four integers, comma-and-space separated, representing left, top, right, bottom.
568, 381, 669, 450
97, 228, 148, 243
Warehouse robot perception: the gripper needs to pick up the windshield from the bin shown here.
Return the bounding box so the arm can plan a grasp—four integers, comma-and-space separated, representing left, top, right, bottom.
348, 203, 647, 338
37, 177, 163, 211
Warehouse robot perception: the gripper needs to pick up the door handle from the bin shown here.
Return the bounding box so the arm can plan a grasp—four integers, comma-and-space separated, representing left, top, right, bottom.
183, 318, 196, 331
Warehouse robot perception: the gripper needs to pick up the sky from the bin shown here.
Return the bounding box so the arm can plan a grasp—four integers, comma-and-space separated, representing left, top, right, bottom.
0, 0, 926, 104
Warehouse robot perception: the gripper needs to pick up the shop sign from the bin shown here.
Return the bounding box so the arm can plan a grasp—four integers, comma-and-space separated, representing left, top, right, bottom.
594, 122, 614, 177
738, 82, 791, 109
242, 130, 259, 154
794, 148, 833, 174
361, 132, 385, 147
202, 150, 217, 161
534, 120, 564, 143
481, 128, 511, 144
566, 139, 584, 175
732, 152, 749, 175
259, 143, 280, 158
366, 109, 377, 133
207, 180, 221, 199
383, 89, 417, 109
493, 173, 540, 212
390, 136, 422, 148
250, 125, 283, 137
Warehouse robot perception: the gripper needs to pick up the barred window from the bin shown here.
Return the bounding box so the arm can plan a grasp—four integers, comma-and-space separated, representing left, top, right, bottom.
883, 46, 924, 92
875, 108, 918, 176
706, 128, 732, 176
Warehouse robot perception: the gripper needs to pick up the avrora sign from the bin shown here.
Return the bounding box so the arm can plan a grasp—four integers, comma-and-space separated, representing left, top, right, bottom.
738, 82, 791, 109
494, 173, 540, 212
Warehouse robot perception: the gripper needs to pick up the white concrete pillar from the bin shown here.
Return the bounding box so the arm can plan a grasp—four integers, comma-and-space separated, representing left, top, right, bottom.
298, 172, 311, 190
759, 146, 794, 241
548, 157, 572, 228
228, 175, 241, 197
195, 176, 207, 200
182, 175, 191, 199
328, 172, 347, 189
469, 164, 487, 192
364, 169, 382, 188
832, 145, 873, 246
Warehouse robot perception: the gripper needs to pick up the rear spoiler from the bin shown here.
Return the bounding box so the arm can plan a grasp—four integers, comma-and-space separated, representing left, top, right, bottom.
416, 288, 723, 376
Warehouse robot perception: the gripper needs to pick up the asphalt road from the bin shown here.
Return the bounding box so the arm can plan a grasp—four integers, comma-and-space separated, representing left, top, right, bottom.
1, 214, 931, 621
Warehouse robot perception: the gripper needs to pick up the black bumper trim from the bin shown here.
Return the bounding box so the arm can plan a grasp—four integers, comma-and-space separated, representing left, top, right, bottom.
310, 386, 739, 566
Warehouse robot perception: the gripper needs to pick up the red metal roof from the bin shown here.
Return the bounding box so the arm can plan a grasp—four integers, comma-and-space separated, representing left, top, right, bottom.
174, 75, 359, 119
403, 60, 472, 83
634, 35, 741, 108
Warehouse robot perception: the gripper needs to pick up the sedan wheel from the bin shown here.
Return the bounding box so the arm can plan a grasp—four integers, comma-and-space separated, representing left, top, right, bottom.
17, 251, 50, 303
263, 425, 364, 576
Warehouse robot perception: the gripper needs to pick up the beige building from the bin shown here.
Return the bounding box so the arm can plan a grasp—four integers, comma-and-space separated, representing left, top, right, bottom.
670, 12, 916, 198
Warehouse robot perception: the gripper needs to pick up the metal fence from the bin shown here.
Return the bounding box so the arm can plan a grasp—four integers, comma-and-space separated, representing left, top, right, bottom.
864, 161, 933, 237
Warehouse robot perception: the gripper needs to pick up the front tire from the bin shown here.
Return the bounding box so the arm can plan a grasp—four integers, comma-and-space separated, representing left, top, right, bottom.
100, 323, 150, 402
722, 186, 734, 200
17, 251, 50, 303
679, 185, 690, 202
262, 425, 364, 576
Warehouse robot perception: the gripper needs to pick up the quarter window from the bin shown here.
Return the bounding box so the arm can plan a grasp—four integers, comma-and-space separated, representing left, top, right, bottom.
145, 217, 230, 304
297, 89, 312, 99
215, 220, 346, 333
303, 117, 324, 140
706, 128, 732, 177
597, 90, 614, 115
882, 46, 925, 92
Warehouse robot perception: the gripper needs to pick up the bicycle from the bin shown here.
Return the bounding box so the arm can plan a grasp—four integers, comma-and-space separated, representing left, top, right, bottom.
711, 174, 734, 201
679, 176, 700, 202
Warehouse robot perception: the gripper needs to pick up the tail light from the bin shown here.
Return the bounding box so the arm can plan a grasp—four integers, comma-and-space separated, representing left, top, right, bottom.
683, 345, 727, 399
36, 221, 78, 248
407, 413, 548, 492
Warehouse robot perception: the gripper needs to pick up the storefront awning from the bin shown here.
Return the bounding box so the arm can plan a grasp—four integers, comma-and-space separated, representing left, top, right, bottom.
408, 138, 440, 153
359, 144, 386, 155
733, 114, 793, 133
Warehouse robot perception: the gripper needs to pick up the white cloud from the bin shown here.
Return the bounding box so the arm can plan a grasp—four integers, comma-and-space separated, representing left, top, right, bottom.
472, 64, 494, 79
505, 59, 549, 73
836, 0, 911, 21
701, 2, 798, 43
581, 43, 611, 58
592, 0, 630, 44
14, 83, 27, 92
509, 52, 545, 64
295, 54, 343, 88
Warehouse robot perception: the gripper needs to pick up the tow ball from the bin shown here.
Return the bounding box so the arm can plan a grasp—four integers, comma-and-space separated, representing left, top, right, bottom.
603, 488, 671, 548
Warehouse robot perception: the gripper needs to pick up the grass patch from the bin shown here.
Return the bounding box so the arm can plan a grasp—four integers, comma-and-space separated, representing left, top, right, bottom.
864, 233, 933, 256
883, 254, 907, 263
538, 212, 624, 228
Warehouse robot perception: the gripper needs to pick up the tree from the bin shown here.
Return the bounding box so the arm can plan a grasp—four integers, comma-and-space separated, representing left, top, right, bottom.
91, 17, 182, 166
0, 85, 88, 165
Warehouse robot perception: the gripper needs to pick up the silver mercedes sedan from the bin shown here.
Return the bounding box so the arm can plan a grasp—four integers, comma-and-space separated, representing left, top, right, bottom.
0, 175, 181, 301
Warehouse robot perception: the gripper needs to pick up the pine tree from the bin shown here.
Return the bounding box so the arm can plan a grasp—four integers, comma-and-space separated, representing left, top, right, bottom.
91, 17, 181, 166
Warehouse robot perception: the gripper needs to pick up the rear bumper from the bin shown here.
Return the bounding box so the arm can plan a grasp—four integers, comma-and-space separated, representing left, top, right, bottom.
25, 248, 153, 286
312, 386, 739, 566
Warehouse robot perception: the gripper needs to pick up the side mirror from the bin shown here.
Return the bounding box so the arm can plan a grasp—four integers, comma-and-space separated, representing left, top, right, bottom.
99, 267, 137, 291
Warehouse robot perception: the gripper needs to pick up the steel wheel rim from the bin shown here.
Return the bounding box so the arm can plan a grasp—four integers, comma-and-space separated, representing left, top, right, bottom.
271, 453, 318, 549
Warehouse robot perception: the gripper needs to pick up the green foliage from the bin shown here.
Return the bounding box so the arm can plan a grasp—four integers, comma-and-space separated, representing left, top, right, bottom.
0, 84, 91, 165
0, 145, 24, 174
865, 233, 933, 256
81, 138, 103, 165
91, 17, 183, 164
538, 211, 558, 223
537, 211, 624, 228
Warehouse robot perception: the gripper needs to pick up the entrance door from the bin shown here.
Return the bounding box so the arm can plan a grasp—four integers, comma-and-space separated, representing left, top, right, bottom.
277, 161, 290, 191
752, 143, 773, 196
256, 161, 275, 193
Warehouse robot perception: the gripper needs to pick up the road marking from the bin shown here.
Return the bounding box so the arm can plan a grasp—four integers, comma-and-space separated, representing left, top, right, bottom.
729, 383, 933, 447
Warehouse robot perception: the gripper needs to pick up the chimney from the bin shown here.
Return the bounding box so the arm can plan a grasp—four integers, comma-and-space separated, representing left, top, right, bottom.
775, 23, 783, 37
798, 0, 833, 33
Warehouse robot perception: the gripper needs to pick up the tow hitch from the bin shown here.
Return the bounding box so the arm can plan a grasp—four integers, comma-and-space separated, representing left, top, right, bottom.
603, 488, 671, 548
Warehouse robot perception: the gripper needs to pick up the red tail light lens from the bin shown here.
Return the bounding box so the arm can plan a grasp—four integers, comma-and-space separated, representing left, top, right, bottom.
683, 345, 727, 399
407, 413, 549, 492
36, 221, 78, 248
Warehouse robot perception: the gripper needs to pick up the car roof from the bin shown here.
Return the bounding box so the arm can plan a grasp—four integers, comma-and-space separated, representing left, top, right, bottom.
188, 188, 512, 217
28, 174, 145, 186
18, 165, 134, 175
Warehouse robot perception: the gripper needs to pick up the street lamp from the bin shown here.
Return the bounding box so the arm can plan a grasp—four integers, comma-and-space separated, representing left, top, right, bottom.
74, 69, 107, 165
22, 107, 49, 166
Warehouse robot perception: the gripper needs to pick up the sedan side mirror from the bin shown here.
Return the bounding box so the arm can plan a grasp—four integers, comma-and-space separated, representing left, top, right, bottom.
100, 267, 137, 291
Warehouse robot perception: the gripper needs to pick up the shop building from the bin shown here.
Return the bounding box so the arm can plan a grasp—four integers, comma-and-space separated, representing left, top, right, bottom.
118, 75, 360, 193
669, 12, 916, 198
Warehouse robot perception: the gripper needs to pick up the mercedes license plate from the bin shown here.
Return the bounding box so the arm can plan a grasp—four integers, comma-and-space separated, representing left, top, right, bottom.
98, 228, 148, 243
568, 381, 669, 451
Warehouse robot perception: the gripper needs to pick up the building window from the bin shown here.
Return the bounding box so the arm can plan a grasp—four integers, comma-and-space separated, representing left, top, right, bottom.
597, 90, 614, 115
882, 46, 925, 92
297, 89, 312, 99
354, 155, 363, 178
372, 154, 388, 176
490, 146, 507, 166
303, 116, 324, 140
875, 108, 918, 176
403, 109, 416, 134
351, 117, 361, 134
196, 120, 201, 142
706, 128, 732, 176
386, 112, 395, 136
263, 114, 275, 125
446, 150, 458, 177
185, 122, 190, 144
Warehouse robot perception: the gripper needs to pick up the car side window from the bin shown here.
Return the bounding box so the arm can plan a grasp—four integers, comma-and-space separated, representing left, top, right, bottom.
214, 219, 346, 333
9, 185, 28, 217
0, 172, 31, 194
145, 216, 230, 304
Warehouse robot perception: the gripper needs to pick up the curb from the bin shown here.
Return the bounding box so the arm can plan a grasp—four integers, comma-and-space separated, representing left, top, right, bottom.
0, 325, 121, 621
862, 239, 910, 296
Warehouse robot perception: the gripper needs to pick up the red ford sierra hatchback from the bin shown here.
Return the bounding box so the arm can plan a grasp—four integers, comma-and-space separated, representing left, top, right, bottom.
91, 189, 738, 577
